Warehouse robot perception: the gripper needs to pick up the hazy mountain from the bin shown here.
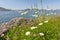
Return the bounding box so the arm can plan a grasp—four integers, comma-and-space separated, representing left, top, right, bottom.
21, 9, 60, 15
0, 7, 11, 11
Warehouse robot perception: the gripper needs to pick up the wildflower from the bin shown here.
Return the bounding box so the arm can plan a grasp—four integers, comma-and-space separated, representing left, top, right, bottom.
21, 12, 24, 15
32, 15, 38, 17
44, 21, 48, 23
39, 33, 44, 36
1, 34, 4, 37
39, 23, 43, 25
25, 31, 30, 36
24, 11, 28, 14
35, 12, 38, 13
35, 11, 39, 13
21, 11, 28, 15
31, 26, 37, 30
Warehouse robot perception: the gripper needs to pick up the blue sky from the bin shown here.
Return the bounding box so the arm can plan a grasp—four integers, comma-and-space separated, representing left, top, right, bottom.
0, 0, 60, 10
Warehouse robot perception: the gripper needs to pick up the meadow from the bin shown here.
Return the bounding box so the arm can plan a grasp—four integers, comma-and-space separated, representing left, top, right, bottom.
0, 15, 60, 40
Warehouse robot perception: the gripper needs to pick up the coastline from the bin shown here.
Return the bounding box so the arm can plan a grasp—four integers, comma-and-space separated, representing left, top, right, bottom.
0, 17, 33, 35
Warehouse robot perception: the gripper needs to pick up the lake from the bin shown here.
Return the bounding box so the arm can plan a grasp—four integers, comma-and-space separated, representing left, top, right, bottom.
0, 10, 57, 24
0, 11, 36, 24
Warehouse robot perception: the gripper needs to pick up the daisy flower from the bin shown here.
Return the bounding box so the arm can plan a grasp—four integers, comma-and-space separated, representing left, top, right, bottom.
31, 26, 37, 30
39, 33, 44, 36
32, 14, 38, 17
44, 21, 48, 23
25, 31, 30, 36
39, 23, 43, 25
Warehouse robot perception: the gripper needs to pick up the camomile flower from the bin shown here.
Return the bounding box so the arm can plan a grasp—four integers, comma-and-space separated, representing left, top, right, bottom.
35, 12, 38, 13
39, 23, 43, 25
31, 26, 37, 30
25, 31, 30, 36
24, 11, 28, 14
39, 33, 44, 36
21, 11, 28, 15
35, 11, 39, 13
21, 12, 25, 15
32, 15, 38, 17
44, 20, 48, 23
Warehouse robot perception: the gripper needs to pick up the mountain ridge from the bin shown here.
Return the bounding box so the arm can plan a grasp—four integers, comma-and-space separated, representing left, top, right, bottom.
0, 7, 12, 11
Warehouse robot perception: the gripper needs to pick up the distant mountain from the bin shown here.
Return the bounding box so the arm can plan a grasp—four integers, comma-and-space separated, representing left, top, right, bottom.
0, 7, 11, 11
18, 9, 60, 16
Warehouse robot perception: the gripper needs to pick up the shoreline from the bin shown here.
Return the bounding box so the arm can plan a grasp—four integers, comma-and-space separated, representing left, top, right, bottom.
0, 17, 33, 35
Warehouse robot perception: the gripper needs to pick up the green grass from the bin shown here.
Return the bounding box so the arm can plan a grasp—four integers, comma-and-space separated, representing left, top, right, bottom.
1, 16, 60, 40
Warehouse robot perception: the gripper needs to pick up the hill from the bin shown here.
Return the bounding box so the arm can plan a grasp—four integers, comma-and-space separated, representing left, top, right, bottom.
0, 7, 11, 11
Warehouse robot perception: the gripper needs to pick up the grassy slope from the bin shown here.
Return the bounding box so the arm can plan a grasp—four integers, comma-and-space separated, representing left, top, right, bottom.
1, 16, 60, 40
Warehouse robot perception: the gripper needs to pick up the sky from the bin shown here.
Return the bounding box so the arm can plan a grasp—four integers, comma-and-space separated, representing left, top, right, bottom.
0, 0, 60, 10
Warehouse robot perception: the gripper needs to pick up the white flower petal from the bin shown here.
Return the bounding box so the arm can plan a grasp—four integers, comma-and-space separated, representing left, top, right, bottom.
21, 11, 28, 15
35, 12, 38, 13
25, 31, 30, 36
32, 15, 38, 17
39, 33, 44, 36
39, 23, 43, 25
44, 21, 48, 23
31, 26, 37, 30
